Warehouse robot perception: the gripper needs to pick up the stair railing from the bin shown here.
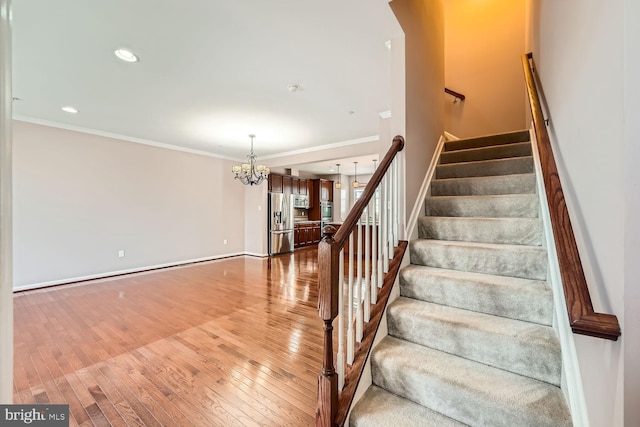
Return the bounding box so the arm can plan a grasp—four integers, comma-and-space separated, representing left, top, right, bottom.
521, 52, 621, 340
445, 87, 466, 103
316, 135, 407, 427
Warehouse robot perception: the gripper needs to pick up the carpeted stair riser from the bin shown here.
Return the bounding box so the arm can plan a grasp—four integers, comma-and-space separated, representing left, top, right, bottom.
400, 265, 553, 325
418, 216, 542, 246
370, 337, 572, 427
387, 297, 561, 385
431, 173, 536, 196
440, 142, 532, 165
443, 130, 530, 152
410, 240, 547, 280
436, 156, 534, 179
350, 386, 466, 427
425, 194, 539, 218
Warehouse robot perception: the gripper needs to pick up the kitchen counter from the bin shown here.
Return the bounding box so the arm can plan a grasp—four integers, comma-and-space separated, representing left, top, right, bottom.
294, 220, 321, 224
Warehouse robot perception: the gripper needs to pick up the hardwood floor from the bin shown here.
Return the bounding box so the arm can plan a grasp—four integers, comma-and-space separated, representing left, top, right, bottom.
13, 248, 322, 426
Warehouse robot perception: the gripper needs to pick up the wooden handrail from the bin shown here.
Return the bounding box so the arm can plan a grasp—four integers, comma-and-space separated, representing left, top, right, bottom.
316, 135, 405, 427
445, 87, 466, 101
521, 53, 621, 341
332, 136, 405, 250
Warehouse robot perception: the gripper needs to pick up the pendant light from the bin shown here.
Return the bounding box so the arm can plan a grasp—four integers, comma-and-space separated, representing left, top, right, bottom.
353, 161, 360, 188
335, 164, 342, 189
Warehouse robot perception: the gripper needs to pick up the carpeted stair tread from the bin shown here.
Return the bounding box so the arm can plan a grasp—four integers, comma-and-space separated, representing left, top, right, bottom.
444, 130, 530, 152
418, 216, 542, 246
387, 297, 561, 385
431, 173, 536, 196
349, 386, 467, 427
440, 142, 532, 164
410, 239, 547, 280
436, 156, 534, 179
425, 194, 539, 218
371, 337, 572, 427
400, 265, 552, 325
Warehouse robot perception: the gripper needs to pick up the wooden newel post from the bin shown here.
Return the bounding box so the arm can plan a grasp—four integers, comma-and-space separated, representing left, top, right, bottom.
316, 225, 339, 427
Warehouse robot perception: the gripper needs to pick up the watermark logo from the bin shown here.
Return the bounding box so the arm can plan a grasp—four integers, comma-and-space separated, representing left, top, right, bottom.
1, 405, 68, 426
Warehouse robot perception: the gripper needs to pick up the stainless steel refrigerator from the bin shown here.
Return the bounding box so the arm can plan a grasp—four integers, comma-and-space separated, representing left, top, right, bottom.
268, 193, 294, 255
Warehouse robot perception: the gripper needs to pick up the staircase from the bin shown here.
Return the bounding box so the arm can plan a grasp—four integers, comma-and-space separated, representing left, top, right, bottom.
349, 130, 573, 426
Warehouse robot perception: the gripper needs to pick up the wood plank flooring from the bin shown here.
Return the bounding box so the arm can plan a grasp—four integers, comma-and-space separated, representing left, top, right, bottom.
13, 248, 322, 426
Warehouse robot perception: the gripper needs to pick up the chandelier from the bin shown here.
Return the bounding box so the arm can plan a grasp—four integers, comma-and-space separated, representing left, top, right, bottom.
231, 134, 270, 186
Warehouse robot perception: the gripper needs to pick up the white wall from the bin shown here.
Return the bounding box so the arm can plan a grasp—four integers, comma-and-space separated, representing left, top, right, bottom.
390, 0, 445, 222
13, 120, 247, 289
244, 184, 268, 256
623, 0, 640, 425
528, 1, 631, 425
443, 0, 527, 138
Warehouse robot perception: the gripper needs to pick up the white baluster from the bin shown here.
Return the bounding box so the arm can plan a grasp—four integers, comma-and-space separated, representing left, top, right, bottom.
347, 233, 354, 365
337, 248, 345, 390
388, 163, 394, 261
377, 186, 384, 288
393, 157, 399, 247
370, 194, 378, 304
381, 173, 389, 273
364, 203, 370, 322
356, 218, 363, 343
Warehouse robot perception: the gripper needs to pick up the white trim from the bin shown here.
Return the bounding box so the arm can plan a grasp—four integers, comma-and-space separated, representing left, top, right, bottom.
529, 126, 590, 427
260, 135, 380, 160
405, 135, 445, 240
443, 131, 460, 141
12, 116, 243, 161
12, 251, 266, 292
0, 0, 13, 404
243, 251, 269, 258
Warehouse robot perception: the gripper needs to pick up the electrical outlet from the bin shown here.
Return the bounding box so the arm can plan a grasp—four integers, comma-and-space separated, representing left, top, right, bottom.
223, 239, 228, 245
118, 250, 125, 258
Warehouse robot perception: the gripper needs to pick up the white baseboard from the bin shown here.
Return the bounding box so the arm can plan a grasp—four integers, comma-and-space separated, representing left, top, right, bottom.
405, 135, 446, 240
529, 127, 590, 427
243, 251, 269, 258
13, 251, 264, 292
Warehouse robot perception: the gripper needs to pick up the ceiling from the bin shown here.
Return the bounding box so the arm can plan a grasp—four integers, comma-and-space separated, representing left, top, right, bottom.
288, 154, 380, 177
11, 0, 402, 165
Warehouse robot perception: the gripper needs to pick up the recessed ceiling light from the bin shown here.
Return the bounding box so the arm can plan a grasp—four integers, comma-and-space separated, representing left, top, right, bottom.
287, 84, 300, 93
348, 110, 356, 115
62, 106, 78, 114
114, 48, 139, 63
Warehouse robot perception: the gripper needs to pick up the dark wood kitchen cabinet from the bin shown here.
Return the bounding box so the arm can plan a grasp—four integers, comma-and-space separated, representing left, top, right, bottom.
282, 175, 293, 195
299, 178, 308, 196
268, 174, 283, 193
311, 223, 321, 243
309, 179, 334, 220
268, 174, 311, 196
294, 221, 322, 248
